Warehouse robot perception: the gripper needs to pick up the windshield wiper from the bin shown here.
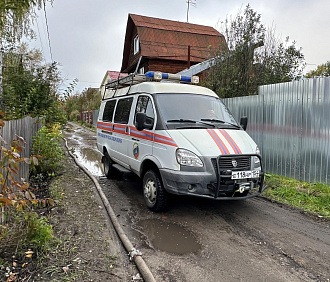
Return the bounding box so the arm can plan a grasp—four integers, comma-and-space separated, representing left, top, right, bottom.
201, 118, 225, 123
201, 119, 241, 129
167, 119, 197, 123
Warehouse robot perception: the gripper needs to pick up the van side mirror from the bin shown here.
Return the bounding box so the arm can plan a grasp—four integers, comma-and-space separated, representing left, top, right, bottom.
135, 112, 153, 131
240, 116, 248, 131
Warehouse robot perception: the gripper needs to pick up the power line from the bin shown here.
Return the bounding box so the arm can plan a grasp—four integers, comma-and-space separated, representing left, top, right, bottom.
43, 0, 53, 62
35, 16, 47, 65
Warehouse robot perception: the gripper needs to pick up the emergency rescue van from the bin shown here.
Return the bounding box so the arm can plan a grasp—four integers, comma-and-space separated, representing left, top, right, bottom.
97, 71, 266, 211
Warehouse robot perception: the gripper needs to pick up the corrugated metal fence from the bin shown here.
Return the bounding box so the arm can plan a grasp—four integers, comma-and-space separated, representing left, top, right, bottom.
1, 117, 43, 181
224, 77, 330, 184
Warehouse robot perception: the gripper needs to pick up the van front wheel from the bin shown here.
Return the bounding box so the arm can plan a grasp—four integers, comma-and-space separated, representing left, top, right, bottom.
143, 170, 167, 212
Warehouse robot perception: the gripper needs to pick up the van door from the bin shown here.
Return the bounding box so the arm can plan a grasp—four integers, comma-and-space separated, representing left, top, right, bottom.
128, 95, 155, 175
112, 96, 134, 168
97, 99, 116, 154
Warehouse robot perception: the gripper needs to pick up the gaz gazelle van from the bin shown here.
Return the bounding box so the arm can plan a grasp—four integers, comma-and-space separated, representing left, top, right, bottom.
97, 71, 266, 211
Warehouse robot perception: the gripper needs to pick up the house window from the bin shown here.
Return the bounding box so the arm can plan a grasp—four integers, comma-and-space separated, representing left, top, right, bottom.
133, 35, 139, 55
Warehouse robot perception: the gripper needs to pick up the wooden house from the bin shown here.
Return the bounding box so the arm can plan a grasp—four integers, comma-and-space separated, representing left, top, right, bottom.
120, 14, 227, 75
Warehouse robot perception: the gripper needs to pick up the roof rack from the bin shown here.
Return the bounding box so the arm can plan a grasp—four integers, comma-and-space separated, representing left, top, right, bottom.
102, 71, 200, 100
105, 71, 200, 90
105, 73, 147, 90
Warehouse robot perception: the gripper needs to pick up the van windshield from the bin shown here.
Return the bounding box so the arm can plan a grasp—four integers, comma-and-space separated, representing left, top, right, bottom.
154, 93, 239, 129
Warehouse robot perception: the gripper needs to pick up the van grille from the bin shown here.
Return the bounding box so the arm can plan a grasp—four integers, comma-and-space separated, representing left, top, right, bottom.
212, 156, 251, 172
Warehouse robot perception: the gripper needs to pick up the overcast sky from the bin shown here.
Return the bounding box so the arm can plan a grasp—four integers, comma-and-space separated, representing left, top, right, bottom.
29, 0, 330, 93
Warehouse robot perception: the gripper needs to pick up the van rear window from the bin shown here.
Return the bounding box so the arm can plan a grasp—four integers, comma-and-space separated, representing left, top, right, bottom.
114, 97, 133, 124
102, 100, 116, 121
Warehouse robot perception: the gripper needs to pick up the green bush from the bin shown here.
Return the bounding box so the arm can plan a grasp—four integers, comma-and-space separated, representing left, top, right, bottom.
0, 210, 58, 261
31, 124, 64, 175
45, 100, 68, 125
25, 212, 56, 253
69, 110, 80, 121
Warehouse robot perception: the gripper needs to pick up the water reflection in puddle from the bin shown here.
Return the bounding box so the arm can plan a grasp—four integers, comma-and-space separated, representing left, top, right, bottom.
74, 147, 103, 176
138, 219, 200, 254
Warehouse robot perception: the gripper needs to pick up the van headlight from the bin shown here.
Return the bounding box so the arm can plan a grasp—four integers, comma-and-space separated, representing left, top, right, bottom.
176, 149, 203, 167
254, 146, 261, 166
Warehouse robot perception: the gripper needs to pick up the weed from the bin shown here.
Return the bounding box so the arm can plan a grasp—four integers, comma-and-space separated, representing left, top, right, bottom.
49, 180, 65, 201
25, 212, 58, 253
31, 124, 64, 175
264, 173, 330, 218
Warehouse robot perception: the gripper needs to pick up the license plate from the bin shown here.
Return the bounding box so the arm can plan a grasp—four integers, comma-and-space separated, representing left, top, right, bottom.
231, 170, 260, 179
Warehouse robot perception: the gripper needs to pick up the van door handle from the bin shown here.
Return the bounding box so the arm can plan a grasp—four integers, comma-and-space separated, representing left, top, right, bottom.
132, 138, 140, 141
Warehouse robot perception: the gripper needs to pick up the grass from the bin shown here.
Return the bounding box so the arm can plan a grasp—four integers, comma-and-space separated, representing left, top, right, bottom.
78, 120, 96, 131
263, 173, 330, 218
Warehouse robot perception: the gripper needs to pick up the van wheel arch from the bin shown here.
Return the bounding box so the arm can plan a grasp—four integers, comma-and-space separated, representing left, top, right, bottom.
140, 159, 160, 179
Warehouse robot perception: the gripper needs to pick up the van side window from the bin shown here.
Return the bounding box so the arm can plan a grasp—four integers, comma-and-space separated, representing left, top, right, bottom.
114, 97, 133, 124
102, 100, 116, 122
135, 96, 155, 127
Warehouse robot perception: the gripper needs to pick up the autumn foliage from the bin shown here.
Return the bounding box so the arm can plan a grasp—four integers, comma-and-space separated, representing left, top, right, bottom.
0, 112, 54, 216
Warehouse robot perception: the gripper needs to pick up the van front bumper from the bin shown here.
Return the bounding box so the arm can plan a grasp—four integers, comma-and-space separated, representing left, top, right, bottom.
159, 166, 266, 200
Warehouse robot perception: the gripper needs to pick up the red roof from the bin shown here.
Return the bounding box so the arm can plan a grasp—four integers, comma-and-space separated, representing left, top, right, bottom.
121, 14, 226, 72
130, 14, 221, 36
107, 71, 127, 80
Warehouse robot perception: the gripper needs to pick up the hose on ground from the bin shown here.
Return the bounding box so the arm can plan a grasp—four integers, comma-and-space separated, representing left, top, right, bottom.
64, 138, 156, 282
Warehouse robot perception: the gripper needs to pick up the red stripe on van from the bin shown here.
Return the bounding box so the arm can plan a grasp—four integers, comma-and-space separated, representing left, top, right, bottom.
207, 129, 229, 155
97, 121, 113, 132
218, 129, 242, 154
129, 126, 177, 147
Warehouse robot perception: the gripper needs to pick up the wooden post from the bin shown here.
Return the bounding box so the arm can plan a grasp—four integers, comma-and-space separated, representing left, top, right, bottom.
187, 46, 191, 69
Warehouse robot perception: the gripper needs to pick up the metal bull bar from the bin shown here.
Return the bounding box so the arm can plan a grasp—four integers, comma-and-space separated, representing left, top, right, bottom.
213, 154, 266, 200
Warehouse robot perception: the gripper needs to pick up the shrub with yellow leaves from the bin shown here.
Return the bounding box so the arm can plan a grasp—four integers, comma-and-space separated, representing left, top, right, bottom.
0, 112, 54, 221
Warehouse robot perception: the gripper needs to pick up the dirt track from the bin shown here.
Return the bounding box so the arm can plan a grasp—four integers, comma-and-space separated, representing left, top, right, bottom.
65, 122, 330, 282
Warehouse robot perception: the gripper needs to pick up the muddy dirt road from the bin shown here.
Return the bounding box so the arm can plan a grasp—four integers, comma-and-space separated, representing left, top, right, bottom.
65, 122, 330, 282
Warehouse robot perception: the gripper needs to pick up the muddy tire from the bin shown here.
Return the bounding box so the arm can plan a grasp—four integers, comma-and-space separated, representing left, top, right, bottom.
143, 170, 168, 212
103, 151, 117, 179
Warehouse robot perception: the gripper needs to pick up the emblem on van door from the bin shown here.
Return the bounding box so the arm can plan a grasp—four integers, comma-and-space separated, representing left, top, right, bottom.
133, 143, 139, 159
232, 159, 238, 168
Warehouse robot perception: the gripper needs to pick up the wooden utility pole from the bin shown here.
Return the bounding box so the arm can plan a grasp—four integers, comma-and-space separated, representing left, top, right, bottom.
187, 46, 191, 69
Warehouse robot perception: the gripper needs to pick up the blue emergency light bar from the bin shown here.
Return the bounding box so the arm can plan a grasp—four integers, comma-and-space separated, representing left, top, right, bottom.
145, 71, 199, 84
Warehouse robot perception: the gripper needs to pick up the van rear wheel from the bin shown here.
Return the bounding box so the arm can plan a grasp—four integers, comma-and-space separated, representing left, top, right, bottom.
143, 170, 167, 212
103, 151, 117, 179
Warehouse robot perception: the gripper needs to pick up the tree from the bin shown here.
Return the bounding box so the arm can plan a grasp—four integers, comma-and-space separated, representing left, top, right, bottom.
63, 88, 101, 121
305, 61, 330, 78
0, 0, 53, 44
2, 44, 66, 124
204, 5, 305, 98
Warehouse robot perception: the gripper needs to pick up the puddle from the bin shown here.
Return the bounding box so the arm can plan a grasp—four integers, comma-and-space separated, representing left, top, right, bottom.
73, 147, 104, 176
137, 219, 200, 254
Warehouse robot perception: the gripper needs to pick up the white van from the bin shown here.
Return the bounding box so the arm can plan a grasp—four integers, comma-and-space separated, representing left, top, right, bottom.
97, 71, 266, 211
